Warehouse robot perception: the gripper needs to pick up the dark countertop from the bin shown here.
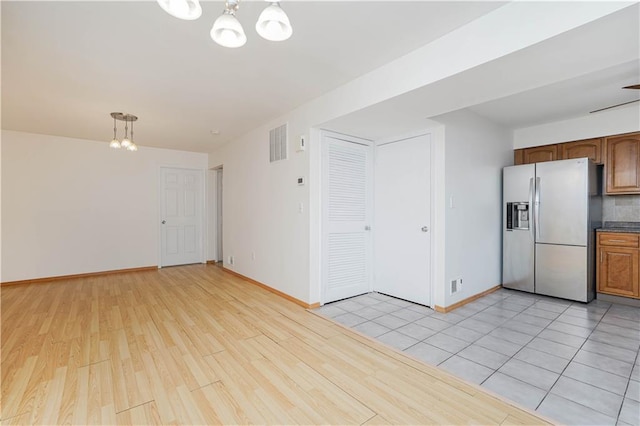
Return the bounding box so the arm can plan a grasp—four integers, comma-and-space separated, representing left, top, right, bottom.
597, 221, 640, 234
598, 228, 640, 234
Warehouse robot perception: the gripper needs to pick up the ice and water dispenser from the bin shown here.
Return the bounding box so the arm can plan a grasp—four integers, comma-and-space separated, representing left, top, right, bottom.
506, 202, 530, 230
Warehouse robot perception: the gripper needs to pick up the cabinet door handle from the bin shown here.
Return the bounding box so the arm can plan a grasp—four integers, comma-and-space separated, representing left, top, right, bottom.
600, 250, 603, 263
607, 239, 628, 243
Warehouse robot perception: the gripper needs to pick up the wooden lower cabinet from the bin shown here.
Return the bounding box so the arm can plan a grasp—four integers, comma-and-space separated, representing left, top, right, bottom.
598, 247, 639, 297
597, 232, 640, 299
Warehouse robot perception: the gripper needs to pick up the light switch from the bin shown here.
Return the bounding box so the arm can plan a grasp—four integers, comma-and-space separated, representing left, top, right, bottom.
297, 135, 306, 152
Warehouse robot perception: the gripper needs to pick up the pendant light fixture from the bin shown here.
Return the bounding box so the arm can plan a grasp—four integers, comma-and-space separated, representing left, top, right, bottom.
109, 115, 120, 149
158, 0, 293, 48
120, 119, 132, 149
157, 0, 202, 20
109, 112, 138, 152
255, 2, 292, 42
210, 0, 247, 48
210, 0, 292, 47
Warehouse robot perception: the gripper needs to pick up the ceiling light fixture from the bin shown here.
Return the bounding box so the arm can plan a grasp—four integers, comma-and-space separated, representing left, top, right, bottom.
156, 0, 202, 20
211, 0, 292, 48
211, 0, 247, 48
255, 2, 292, 42
158, 0, 293, 48
109, 113, 138, 152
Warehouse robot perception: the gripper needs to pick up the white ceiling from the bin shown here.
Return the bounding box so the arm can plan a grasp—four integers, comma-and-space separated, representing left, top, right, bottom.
1, 1, 505, 152
321, 4, 640, 141
469, 60, 640, 129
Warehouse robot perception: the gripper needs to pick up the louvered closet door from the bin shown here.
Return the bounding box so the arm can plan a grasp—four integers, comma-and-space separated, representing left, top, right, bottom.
322, 134, 373, 303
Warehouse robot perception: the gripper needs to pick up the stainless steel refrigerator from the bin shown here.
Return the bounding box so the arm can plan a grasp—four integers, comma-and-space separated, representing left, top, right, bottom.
502, 158, 601, 302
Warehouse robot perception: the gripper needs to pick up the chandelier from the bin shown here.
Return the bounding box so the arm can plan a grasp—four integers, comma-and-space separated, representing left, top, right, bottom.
156, 0, 292, 48
109, 113, 138, 152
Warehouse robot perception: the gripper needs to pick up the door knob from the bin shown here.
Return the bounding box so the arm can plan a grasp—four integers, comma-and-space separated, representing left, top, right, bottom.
364, 225, 371, 231
421, 226, 429, 232
161, 220, 166, 224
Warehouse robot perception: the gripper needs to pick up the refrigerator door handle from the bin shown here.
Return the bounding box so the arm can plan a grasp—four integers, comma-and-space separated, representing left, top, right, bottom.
535, 177, 541, 240
529, 177, 534, 237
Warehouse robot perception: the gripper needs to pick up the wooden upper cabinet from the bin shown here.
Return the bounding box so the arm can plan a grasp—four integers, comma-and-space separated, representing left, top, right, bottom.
522, 145, 558, 164
514, 149, 524, 165
606, 132, 640, 194
560, 138, 603, 164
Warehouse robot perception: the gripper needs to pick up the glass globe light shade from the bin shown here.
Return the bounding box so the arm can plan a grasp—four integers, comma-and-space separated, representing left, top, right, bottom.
121, 137, 132, 148
109, 138, 121, 149
256, 3, 292, 41
127, 143, 138, 152
156, 0, 202, 20
211, 13, 247, 48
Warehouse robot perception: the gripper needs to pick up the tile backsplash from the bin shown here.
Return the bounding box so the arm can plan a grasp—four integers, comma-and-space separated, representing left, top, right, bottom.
603, 194, 640, 222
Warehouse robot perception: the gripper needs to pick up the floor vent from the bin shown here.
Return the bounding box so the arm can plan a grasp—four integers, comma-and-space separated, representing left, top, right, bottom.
269, 123, 288, 162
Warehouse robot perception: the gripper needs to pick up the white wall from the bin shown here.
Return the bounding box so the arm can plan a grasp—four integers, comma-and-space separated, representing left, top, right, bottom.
209, 2, 630, 305
210, 121, 311, 302
1, 130, 208, 282
514, 104, 640, 148
434, 109, 513, 307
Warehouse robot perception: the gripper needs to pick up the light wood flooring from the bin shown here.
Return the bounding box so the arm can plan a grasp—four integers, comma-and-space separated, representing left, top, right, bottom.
1, 265, 550, 424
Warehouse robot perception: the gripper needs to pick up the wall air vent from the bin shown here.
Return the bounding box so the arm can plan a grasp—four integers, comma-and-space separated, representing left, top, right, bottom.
269, 123, 288, 162
450, 279, 460, 294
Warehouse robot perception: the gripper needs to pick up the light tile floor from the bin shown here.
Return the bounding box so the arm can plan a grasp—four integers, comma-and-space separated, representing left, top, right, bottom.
314, 288, 640, 426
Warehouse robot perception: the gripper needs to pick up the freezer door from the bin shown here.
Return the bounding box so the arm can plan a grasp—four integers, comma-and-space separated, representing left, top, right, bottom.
503, 164, 535, 292
504, 164, 535, 203
536, 243, 590, 302
504, 231, 535, 292
535, 159, 588, 246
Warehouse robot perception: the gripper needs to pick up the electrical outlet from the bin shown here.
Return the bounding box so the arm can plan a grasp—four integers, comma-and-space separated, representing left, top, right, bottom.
228, 255, 234, 265
251, 251, 256, 261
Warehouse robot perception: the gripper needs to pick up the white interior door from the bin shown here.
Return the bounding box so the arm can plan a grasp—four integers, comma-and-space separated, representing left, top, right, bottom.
160, 167, 204, 267
322, 133, 373, 303
374, 134, 431, 306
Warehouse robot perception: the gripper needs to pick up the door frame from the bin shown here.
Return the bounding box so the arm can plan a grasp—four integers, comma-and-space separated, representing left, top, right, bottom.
157, 166, 207, 268
374, 130, 435, 307
215, 166, 223, 263
320, 130, 374, 305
